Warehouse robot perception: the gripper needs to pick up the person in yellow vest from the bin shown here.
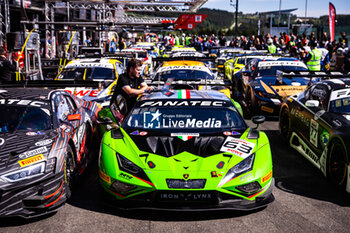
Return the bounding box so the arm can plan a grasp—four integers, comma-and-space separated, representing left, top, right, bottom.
306, 42, 322, 71
267, 38, 276, 53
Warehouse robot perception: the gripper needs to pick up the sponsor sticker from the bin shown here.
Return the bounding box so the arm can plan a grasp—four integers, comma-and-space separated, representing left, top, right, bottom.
99, 169, 111, 184
143, 110, 161, 129
310, 119, 318, 147
119, 172, 133, 180
220, 137, 255, 159
18, 146, 48, 159
130, 130, 140, 135
139, 131, 148, 136
35, 139, 53, 147
18, 154, 45, 167
261, 106, 274, 113
262, 171, 272, 183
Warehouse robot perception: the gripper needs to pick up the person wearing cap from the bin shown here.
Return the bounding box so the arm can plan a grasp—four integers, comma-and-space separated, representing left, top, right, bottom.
305, 42, 322, 71
267, 38, 276, 53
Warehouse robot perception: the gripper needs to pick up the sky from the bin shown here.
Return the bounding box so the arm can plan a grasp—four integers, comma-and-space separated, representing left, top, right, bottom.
202, 0, 350, 17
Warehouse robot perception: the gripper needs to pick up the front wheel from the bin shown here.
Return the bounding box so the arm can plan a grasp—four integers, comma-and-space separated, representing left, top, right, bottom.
279, 108, 291, 143
327, 139, 348, 189
244, 88, 258, 118
64, 146, 76, 200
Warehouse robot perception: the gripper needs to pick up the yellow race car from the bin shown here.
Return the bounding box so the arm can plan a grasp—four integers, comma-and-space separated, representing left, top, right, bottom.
56, 57, 125, 106
149, 60, 231, 98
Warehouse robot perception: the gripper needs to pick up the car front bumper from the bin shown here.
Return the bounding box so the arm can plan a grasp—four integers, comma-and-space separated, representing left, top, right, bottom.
0, 171, 66, 218
101, 178, 274, 211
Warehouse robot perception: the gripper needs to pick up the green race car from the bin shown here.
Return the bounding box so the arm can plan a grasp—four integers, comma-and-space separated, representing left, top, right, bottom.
98, 89, 274, 210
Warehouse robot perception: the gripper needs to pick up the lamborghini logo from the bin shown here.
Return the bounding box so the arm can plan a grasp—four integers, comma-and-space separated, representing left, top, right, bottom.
183, 174, 189, 179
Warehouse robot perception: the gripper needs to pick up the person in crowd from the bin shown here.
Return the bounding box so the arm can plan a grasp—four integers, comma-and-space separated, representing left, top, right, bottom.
110, 37, 117, 52
219, 34, 227, 47
305, 41, 322, 71
0, 47, 17, 82
118, 37, 127, 51
267, 38, 276, 53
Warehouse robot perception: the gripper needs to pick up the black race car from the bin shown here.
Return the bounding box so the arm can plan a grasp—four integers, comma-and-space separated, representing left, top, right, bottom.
279, 78, 350, 192
0, 88, 99, 218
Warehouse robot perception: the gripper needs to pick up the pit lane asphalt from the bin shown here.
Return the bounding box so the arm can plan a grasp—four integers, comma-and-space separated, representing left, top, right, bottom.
1, 120, 350, 233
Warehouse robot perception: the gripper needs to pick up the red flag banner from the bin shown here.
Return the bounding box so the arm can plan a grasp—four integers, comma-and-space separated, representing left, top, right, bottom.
174, 14, 207, 30
329, 2, 336, 42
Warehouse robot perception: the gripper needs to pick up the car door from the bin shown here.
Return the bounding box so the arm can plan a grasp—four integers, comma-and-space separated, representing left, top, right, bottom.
313, 85, 332, 158
299, 84, 329, 159
64, 94, 88, 162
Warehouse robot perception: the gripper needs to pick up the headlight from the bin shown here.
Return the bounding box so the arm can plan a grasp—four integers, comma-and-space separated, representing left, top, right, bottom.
116, 153, 152, 184
1, 162, 45, 183
218, 153, 255, 187
116, 153, 142, 175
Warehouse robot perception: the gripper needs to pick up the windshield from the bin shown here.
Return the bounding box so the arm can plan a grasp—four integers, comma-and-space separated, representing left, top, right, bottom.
123, 106, 245, 133
58, 67, 115, 80
237, 57, 255, 65
0, 105, 51, 133
258, 65, 308, 76
330, 97, 350, 114
153, 69, 213, 81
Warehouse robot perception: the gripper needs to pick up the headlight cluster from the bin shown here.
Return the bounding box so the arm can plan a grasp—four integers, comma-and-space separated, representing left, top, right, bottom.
116, 153, 151, 183
219, 153, 255, 187
116, 153, 142, 175
1, 162, 45, 183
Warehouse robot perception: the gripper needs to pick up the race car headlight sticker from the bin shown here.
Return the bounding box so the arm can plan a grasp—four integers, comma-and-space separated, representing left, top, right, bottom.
1, 162, 45, 183
236, 181, 261, 194
116, 153, 142, 174
111, 180, 137, 195
218, 153, 255, 187
116, 153, 152, 183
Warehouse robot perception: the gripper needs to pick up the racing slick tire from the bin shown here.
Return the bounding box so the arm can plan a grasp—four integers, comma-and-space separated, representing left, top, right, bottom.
64, 145, 76, 200
326, 139, 348, 189
244, 87, 258, 119
279, 107, 292, 143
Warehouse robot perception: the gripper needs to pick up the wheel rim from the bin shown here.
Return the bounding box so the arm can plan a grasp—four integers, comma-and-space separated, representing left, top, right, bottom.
329, 142, 347, 187
65, 151, 75, 197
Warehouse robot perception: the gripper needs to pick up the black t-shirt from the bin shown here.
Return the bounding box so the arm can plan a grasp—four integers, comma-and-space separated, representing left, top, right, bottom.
0, 56, 16, 82
112, 73, 145, 113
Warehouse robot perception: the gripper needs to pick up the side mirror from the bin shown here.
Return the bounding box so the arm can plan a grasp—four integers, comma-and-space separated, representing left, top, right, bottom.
67, 114, 81, 121
96, 116, 114, 125
251, 115, 265, 128
305, 100, 320, 108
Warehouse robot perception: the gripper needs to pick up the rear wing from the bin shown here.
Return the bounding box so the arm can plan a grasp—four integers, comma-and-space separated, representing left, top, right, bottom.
277, 71, 350, 86
277, 71, 350, 79
152, 56, 216, 71
0, 80, 110, 89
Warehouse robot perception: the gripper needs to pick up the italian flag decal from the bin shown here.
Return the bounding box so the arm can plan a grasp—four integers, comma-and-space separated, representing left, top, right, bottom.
178, 89, 191, 99
171, 133, 199, 141
178, 135, 193, 141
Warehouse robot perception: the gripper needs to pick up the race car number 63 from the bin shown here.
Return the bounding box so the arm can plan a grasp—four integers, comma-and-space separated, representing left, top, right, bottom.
220, 137, 255, 159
